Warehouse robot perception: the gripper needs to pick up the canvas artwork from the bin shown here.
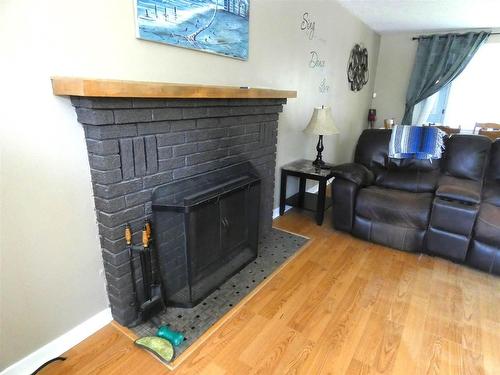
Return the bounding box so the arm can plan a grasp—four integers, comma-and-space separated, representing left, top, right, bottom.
135, 0, 250, 60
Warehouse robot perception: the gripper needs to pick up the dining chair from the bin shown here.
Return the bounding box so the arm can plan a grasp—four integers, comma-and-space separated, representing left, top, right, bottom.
435, 125, 461, 136
478, 129, 500, 140
474, 122, 500, 134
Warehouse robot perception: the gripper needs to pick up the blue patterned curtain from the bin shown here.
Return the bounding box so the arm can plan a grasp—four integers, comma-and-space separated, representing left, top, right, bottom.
402, 32, 490, 125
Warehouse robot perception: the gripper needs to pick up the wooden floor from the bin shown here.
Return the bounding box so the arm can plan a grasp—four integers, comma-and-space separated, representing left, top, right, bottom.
44, 209, 500, 374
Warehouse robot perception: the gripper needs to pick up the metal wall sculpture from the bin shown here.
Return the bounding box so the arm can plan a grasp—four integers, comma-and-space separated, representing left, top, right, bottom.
347, 44, 369, 91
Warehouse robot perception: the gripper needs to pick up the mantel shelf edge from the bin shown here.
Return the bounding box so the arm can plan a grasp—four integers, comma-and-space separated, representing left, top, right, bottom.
51, 77, 297, 99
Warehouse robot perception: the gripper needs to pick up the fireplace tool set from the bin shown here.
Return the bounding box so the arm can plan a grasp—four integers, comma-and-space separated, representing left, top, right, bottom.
125, 221, 184, 363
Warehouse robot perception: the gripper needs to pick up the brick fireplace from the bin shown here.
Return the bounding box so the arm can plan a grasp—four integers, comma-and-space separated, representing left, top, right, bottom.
54, 78, 296, 325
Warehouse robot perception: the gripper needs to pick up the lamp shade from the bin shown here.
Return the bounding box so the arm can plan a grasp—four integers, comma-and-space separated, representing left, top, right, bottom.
303, 106, 339, 136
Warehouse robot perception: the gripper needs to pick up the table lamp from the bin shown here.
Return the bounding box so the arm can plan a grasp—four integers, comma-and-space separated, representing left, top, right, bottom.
304, 106, 339, 167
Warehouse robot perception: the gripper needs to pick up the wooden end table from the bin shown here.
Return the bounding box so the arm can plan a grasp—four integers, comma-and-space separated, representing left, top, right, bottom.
279, 159, 335, 225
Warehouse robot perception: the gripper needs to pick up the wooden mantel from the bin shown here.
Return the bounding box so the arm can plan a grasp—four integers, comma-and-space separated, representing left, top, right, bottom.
51, 77, 297, 99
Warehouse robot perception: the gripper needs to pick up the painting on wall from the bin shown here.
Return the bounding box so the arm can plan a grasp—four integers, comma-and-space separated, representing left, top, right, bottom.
135, 0, 249, 60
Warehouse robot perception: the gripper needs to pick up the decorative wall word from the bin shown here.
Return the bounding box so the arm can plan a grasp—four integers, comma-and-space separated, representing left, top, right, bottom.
347, 44, 369, 91
319, 78, 330, 93
309, 51, 325, 68
300, 12, 315, 40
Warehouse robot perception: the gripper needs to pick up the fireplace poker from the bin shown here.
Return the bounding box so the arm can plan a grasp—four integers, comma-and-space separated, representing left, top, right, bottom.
125, 224, 139, 311
141, 225, 152, 302
139, 221, 164, 322
145, 219, 161, 288
124, 221, 164, 326
144, 220, 156, 289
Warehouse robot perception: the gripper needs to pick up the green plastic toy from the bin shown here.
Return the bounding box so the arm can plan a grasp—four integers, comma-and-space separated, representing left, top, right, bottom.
134, 336, 174, 363
157, 326, 185, 346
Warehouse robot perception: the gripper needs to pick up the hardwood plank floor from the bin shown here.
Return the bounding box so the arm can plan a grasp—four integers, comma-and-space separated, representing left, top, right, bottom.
43, 208, 500, 374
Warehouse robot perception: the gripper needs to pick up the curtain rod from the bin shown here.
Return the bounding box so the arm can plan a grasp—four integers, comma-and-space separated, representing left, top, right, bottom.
412, 32, 500, 40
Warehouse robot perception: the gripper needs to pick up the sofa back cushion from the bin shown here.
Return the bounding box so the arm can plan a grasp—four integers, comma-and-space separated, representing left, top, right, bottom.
442, 135, 491, 181
354, 129, 391, 175
376, 159, 441, 193
487, 139, 500, 181
354, 129, 441, 193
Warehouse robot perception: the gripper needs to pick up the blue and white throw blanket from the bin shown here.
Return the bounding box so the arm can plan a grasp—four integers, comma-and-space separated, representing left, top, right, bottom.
389, 125, 445, 160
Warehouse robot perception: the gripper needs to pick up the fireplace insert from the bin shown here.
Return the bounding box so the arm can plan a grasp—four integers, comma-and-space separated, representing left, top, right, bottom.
152, 162, 261, 307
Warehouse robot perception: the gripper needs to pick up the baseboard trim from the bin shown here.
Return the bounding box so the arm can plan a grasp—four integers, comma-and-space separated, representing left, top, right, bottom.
272, 205, 290, 219
0, 308, 112, 375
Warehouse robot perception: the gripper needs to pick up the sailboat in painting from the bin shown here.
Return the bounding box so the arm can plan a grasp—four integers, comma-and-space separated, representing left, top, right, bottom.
135, 0, 249, 60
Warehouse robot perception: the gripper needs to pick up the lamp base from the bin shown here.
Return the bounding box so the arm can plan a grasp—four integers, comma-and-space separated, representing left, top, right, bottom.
312, 161, 331, 170
312, 159, 325, 167
312, 135, 326, 168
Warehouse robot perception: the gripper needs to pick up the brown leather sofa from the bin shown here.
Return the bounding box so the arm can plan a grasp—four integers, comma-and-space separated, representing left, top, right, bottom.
467, 139, 500, 273
331, 129, 499, 275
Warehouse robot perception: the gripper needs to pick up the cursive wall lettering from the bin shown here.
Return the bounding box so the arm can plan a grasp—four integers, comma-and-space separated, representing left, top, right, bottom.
319, 78, 330, 93
300, 12, 315, 40
309, 51, 325, 68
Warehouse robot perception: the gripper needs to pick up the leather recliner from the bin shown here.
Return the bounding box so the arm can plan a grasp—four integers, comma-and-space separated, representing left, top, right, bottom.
425, 135, 491, 262
467, 139, 500, 273
331, 129, 498, 275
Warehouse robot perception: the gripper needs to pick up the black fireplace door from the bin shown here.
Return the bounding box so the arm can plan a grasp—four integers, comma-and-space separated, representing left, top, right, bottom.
187, 197, 222, 280
219, 187, 248, 256
152, 162, 261, 307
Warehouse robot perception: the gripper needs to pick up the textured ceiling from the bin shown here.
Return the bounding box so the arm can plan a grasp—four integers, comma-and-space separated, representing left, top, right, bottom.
337, 0, 500, 33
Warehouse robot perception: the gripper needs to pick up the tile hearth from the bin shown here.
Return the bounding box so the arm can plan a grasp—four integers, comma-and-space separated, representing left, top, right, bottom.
131, 228, 308, 359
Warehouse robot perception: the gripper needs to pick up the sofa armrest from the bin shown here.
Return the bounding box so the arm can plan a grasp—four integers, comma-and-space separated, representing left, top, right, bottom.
436, 175, 482, 204
331, 163, 374, 187
331, 178, 359, 232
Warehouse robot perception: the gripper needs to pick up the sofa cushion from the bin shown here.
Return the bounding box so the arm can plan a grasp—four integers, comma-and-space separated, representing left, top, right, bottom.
376, 168, 440, 193
467, 240, 500, 275
435, 175, 482, 204
483, 181, 500, 206
355, 186, 433, 229
487, 139, 500, 181
442, 135, 491, 181
475, 203, 500, 247
353, 216, 426, 252
354, 129, 391, 176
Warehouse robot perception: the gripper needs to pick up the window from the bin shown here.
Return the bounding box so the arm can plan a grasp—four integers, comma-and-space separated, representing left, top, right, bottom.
413, 40, 500, 131
412, 84, 451, 126
426, 84, 451, 124
444, 41, 500, 131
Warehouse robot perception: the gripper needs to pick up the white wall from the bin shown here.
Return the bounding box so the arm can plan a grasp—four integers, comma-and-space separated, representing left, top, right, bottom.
371, 33, 417, 126
372, 30, 500, 127
0, 0, 379, 369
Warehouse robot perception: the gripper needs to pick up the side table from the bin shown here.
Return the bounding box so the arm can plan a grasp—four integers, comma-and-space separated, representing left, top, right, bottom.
279, 159, 335, 225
